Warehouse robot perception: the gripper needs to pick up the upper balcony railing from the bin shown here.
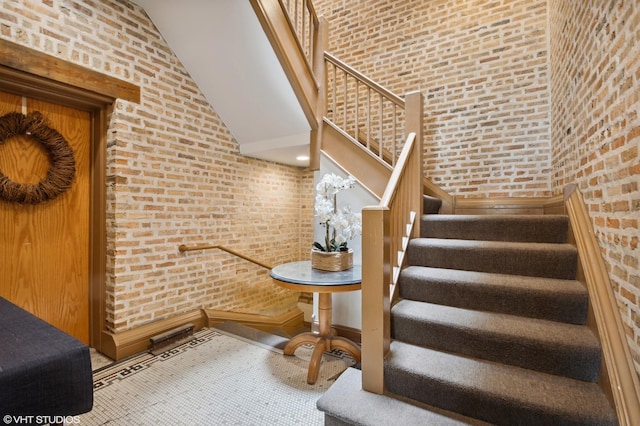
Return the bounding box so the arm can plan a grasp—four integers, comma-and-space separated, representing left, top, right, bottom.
250, 0, 325, 145
324, 52, 407, 167
280, 0, 320, 70
254, 0, 411, 169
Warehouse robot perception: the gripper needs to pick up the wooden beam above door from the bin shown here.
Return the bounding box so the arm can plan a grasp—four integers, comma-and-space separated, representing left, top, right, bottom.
0, 38, 140, 106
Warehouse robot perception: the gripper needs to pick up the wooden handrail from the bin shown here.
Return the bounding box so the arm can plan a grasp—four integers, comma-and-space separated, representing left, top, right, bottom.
178, 244, 273, 270
380, 133, 416, 206
324, 52, 405, 107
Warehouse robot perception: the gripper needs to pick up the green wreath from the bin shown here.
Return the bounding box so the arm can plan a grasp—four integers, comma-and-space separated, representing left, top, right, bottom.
0, 111, 76, 204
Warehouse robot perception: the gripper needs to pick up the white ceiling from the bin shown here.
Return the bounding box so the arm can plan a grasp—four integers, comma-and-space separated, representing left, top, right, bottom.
134, 0, 311, 167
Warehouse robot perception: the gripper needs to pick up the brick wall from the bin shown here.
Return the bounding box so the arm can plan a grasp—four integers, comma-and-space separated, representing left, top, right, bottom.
549, 0, 640, 374
0, 0, 311, 332
314, 0, 552, 197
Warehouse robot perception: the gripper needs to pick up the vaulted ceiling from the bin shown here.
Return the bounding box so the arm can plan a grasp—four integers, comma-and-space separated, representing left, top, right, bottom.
134, 0, 311, 167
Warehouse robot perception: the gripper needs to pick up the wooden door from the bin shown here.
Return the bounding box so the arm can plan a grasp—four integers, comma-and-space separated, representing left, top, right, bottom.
0, 91, 91, 344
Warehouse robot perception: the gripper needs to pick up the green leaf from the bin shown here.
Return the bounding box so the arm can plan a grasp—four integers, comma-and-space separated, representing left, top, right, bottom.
313, 242, 326, 252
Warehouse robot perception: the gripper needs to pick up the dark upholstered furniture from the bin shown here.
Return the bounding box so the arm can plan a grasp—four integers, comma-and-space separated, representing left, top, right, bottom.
0, 297, 93, 417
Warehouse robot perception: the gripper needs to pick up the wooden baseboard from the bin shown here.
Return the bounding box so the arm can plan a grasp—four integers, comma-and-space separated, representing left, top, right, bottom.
101, 309, 208, 361
422, 179, 567, 216
100, 307, 304, 361
205, 308, 304, 337
454, 196, 554, 215
543, 193, 565, 214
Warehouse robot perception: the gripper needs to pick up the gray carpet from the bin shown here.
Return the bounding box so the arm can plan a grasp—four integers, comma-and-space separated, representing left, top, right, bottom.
318, 212, 618, 425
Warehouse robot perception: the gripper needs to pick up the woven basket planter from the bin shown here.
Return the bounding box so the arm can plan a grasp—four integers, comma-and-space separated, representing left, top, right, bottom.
311, 249, 353, 272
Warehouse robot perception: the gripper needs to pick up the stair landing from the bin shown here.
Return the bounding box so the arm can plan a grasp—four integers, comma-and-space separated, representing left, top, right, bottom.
317, 367, 489, 426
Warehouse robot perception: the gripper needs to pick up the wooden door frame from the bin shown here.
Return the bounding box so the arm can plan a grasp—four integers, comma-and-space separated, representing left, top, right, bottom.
0, 39, 140, 352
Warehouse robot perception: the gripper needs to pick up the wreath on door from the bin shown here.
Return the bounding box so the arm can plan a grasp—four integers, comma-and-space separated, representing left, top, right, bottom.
0, 111, 76, 204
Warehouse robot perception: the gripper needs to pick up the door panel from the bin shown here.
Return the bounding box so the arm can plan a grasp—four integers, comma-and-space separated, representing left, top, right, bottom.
0, 91, 91, 343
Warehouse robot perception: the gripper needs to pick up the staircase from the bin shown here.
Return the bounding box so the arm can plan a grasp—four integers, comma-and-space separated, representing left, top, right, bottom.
220, 2, 632, 422
317, 195, 618, 425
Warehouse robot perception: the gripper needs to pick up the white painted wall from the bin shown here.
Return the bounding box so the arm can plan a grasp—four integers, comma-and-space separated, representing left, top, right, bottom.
312, 154, 379, 330
134, 0, 311, 166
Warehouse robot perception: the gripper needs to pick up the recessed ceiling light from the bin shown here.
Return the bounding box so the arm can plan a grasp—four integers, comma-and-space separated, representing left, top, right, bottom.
296, 155, 310, 161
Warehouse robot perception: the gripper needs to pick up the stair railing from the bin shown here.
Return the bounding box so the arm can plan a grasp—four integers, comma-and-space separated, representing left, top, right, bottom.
249, 0, 327, 169
178, 244, 273, 270
257, 0, 426, 395
254, 0, 409, 171
324, 52, 407, 167
361, 92, 423, 394
280, 0, 320, 67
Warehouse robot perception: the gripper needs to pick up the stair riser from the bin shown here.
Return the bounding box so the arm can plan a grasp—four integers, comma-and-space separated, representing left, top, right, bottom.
423, 195, 443, 215
323, 415, 351, 426
390, 315, 601, 382
398, 271, 588, 324
421, 215, 569, 243
384, 367, 608, 426
407, 241, 577, 280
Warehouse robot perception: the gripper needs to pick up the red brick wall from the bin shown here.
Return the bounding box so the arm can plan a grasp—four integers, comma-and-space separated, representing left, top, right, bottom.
316, 0, 640, 375
550, 0, 640, 373
0, 0, 310, 332
314, 0, 552, 197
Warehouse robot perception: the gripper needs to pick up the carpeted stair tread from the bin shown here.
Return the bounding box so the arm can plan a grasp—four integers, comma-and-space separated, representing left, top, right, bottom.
421, 214, 569, 243
385, 341, 617, 426
398, 266, 588, 324
317, 367, 488, 426
391, 299, 601, 382
407, 238, 577, 279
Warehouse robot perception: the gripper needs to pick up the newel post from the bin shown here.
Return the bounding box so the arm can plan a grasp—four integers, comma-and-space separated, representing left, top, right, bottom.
309, 16, 328, 171
404, 90, 424, 238
360, 206, 391, 394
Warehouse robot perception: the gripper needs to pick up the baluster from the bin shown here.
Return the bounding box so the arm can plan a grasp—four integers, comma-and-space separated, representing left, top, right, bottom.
379, 94, 383, 159
343, 69, 348, 129
355, 82, 359, 143
294, 0, 299, 36
392, 104, 397, 166
331, 64, 336, 122
302, 1, 307, 57
367, 87, 371, 150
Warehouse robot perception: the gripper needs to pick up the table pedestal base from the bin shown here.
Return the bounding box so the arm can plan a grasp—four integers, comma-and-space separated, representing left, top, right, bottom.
283, 293, 361, 384
284, 333, 361, 384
